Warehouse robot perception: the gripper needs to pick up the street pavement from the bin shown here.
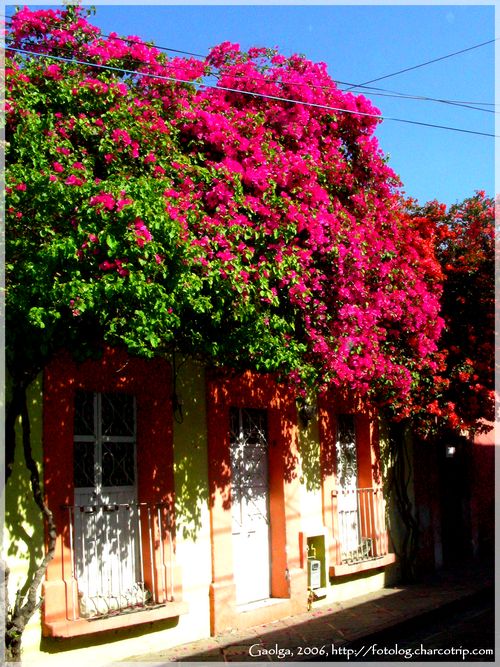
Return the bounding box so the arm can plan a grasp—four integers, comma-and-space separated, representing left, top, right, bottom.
121, 560, 494, 663
313, 587, 495, 662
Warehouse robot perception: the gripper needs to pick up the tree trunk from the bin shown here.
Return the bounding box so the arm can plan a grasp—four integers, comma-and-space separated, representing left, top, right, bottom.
5, 385, 57, 662
5, 382, 28, 483
386, 420, 420, 583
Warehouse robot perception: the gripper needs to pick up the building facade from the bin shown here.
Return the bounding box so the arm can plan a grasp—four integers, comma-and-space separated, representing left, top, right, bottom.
6, 348, 405, 666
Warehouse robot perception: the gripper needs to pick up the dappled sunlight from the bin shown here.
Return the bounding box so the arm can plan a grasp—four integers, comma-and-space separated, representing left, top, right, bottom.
297, 415, 322, 492
5, 376, 45, 598
172, 360, 210, 541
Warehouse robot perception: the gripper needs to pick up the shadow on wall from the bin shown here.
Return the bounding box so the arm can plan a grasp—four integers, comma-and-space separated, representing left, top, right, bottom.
377, 419, 411, 574
296, 416, 321, 493
173, 360, 210, 541
5, 376, 45, 598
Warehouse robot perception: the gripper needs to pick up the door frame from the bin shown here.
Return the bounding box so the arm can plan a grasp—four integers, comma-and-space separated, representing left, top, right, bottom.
206, 369, 307, 635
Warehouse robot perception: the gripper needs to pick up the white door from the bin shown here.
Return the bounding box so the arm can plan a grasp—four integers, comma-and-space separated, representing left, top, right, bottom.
335, 414, 360, 560
73, 391, 141, 617
230, 408, 271, 605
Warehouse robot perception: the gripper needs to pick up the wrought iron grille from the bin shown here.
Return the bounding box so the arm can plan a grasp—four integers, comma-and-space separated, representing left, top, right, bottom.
62, 502, 175, 620
229, 408, 269, 526
332, 487, 389, 564
73, 391, 136, 489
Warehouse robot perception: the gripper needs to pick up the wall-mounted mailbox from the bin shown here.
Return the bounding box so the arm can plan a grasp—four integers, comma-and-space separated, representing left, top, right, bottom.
307, 558, 321, 590
302, 532, 327, 595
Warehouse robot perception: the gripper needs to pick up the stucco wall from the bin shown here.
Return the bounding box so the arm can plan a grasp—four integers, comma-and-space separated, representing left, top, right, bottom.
171, 360, 212, 641
4, 364, 401, 665
471, 423, 495, 558
297, 417, 324, 535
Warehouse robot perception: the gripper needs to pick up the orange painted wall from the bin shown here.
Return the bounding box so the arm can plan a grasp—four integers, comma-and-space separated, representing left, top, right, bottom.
41, 347, 176, 633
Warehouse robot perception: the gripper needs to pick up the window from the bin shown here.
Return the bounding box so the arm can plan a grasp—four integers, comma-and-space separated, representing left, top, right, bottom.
72, 391, 143, 618
42, 348, 187, 638
335, 415, 368, 562
73, 391, 136, 490
318, 396, 396, 576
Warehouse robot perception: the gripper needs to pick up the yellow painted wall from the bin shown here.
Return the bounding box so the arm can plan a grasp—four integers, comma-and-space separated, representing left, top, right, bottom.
327, 567, 396, 604
171, 359, 212, 642
297, 417, 324, 535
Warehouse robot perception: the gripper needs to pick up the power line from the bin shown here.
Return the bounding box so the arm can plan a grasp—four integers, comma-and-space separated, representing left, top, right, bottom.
6, 46, 497, 138
6, 19, 495, 113
344, 37, 497, 90
335, 84, 496, 115
89, 31, 206, 60
53, 31, 500, 111
4, 17, 207, 59
335, 80, 495, 109
202, 69, 496, 114
73, 29, 500, 111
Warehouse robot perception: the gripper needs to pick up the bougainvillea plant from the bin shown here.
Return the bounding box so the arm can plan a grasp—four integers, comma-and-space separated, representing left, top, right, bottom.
6, 5, 444, 409
406, 192, 495, 435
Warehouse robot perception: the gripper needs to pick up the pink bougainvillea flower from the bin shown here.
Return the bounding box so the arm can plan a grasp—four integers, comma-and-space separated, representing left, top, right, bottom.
132, 218, 153, 247
64, 174, 83, 186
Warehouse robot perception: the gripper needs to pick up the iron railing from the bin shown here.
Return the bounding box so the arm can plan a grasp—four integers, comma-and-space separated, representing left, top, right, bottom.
332, 487, 389, 565
62, 501, 175, 620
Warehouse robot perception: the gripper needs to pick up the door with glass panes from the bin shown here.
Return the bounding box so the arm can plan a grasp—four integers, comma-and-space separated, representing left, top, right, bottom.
335, 414, 360, 558
73, 391, 140, 616
230, 408, 271, 605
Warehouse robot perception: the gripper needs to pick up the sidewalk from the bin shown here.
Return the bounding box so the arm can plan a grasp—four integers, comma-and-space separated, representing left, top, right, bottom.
122, 561, 494, 663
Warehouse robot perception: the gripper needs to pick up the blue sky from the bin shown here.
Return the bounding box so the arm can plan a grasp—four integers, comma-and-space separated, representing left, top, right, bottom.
7, 3, 496, 206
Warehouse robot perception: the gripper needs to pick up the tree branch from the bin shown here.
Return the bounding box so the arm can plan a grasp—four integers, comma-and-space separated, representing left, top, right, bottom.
19, 390, 57, 613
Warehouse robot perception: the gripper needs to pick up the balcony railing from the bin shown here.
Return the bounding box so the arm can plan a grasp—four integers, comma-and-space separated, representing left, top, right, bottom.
62, 502, 175, 620
331, 487, 389, 565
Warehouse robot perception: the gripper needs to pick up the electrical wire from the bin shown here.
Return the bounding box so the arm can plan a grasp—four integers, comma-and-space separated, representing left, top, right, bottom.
6, 46, 497, 138
335, 80, 495, 109
336, 87, 496, 115
201, 69, 496, 114
343, 37, 497, 90
5, 18, 495, 112
91, 31, 206, 60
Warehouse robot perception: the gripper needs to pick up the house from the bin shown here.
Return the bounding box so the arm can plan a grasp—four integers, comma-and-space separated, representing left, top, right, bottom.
412, 421, 496, 576
6, 346, 408, 665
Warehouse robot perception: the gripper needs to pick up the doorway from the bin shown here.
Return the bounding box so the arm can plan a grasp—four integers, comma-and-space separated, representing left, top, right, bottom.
229, 407, 271, 605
